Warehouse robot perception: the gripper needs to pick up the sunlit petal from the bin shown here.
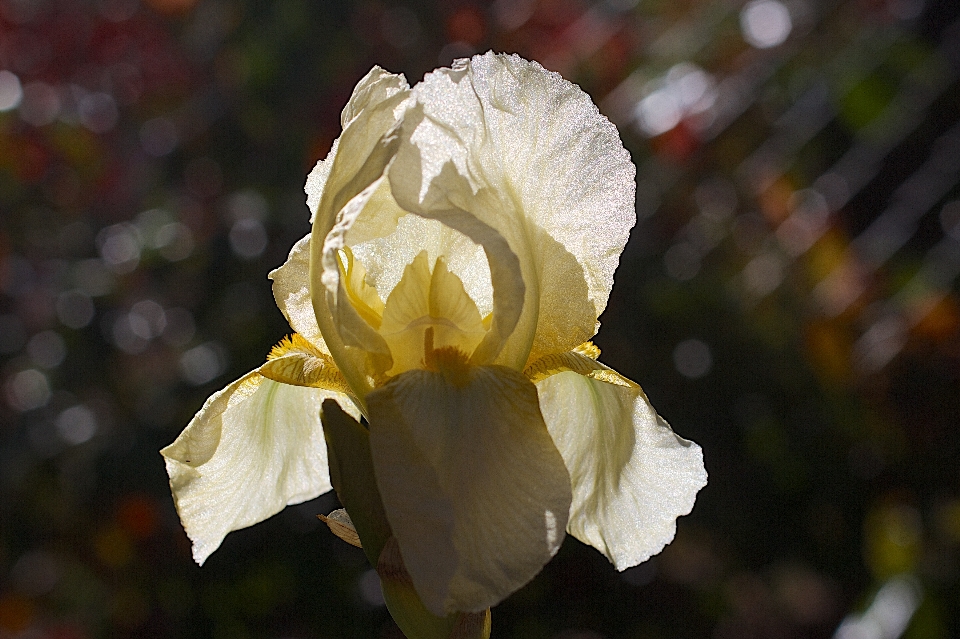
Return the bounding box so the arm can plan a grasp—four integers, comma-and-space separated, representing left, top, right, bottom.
380, 251, 486, 375
337, 245, 385, 330
269, 235, 327, 351
308, 67, 412, 398
389, 138, 526, 367
535, 363, 707, 570
161, 371, 359, 565
260, 333, 353, 396
406, 52, 635, 364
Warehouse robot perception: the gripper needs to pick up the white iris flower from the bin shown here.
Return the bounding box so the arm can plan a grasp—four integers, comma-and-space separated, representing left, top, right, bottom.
162, 52, 706, 618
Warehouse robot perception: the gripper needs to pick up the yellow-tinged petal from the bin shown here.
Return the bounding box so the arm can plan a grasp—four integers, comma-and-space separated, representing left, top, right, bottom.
161, 370, 359, 565
320, 401, 491, 637
379, 251, 485, 375
388, 141, 526, 368
260, 333, 352, 395
367, 365, 571, 615
308, 67, 412, 399
306, 65, 409, 229
534, 362, 707, 571
351, 209, 492, 320
305, 146, 334, 224
428, 255, 485, 337
522, 342, 611, 384
337, 246, 385, 330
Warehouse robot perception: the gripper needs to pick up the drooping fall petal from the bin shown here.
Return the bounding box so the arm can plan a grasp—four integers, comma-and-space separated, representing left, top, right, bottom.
534, 363, 707, 570
161, 371, 359, 564
367, 364, 572, 615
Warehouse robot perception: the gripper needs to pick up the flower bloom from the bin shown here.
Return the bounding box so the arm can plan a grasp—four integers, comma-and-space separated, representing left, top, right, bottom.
162, 52, 706, 617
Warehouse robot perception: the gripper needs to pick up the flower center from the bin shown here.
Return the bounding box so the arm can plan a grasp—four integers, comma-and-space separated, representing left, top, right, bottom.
341, 248, 487, 380
422, 327, 472, 387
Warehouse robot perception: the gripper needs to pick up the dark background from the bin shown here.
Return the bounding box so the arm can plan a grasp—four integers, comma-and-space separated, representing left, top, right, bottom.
1, 0, 959, 637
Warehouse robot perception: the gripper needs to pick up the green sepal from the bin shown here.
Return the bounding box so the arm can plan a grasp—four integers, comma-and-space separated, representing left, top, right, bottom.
320, 399, 391, 565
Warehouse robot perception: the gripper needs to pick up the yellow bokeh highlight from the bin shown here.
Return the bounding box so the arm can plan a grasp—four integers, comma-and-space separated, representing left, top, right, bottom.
864, 503, 923, 580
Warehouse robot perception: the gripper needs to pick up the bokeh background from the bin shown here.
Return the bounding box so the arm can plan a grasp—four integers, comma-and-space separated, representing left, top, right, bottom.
1, 0, 959, 637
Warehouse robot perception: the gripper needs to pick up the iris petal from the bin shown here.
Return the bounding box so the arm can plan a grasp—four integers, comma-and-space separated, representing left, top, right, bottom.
367, 365, 571, 615
308, 67, 412, 398
380, 251, 486, 376
162, 372, 359, 564
535, 364, 707, 570
389, 135, 526, 368
269, 235, 328, 352
406, 52, 636, 365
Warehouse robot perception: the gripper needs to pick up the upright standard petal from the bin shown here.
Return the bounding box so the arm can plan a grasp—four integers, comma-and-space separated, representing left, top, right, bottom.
367, 364, 571, 616
406, 52, 636, 364
388, 132, 526, 368
308, 68, 412, 398
379, 251, 485, 375
270, 235, 328, 350
161, 372, 359, 564
534, 363, 707, 570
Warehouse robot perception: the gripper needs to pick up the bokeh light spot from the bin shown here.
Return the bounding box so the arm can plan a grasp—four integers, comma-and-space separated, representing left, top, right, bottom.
227, 189, 268, 221
0, 70, 24, 111
179, 342, 226, 385
446, 7, 485, 46
741, 0, 793, 49
26, 330, 66, 368
97, 224, 142, 273
743, 252, 784, 296
155, 223, 195, 261
130, 300, 167, 340
635, 63, 717, 137
229, 218, 267, 259
57, 405, 98, 445
492, 0, 535, 30
5, 369, 51, 411
95, 527, 133, 568
161, 308, 196, 347
111, 314, 149, 354
10, 551, 59, 596
117, 495, 159, 539
673, 339, 713, 379
140, 117, 179, 157
0, 594, 34, 635
19, 81, 60, 126
78, 92, 118, 133
358, 569, 385, 606
637, 89, 682, 137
